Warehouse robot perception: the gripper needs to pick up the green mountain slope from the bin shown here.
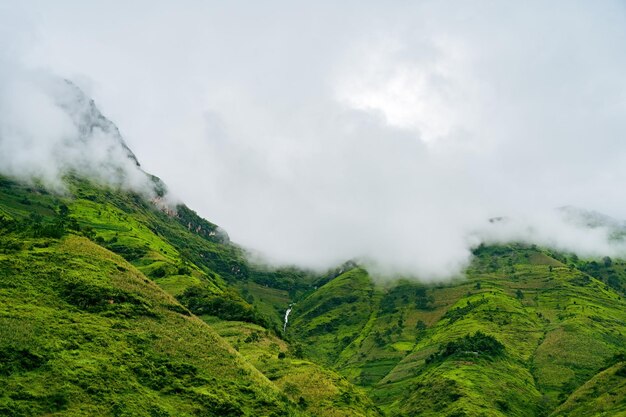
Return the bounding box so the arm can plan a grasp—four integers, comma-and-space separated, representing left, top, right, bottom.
3, 167, 626, 415
287, 245, 626, 416
0, 175, 379, 416
4, 172, 626, 416
0, 233, 298, 416
551, 360, 626, 416
209, 319, 381, 417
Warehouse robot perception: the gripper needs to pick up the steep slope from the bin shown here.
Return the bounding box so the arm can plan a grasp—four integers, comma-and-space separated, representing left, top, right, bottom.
0, 175, 380, 417
288, 268, 377, 367
5, 171, 626, 416
209, 319, 381, 417
0, 233, 299, 416
550, 359, 626, 416
0, 77, 382, 416
288, 244, 626, 416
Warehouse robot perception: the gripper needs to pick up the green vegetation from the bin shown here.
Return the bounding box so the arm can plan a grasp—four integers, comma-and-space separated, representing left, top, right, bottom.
0, 234, 299, 416
209, 320, 381, 417
3, 173, 626, 416
425, 331, 505, 363
288, 243, 626, 416
177, 285, 271, 329
0, 175, 376, 416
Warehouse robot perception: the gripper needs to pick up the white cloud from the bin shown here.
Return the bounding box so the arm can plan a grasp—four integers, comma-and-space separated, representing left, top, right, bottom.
0, 36, 155, 194
3, 1, 626, 278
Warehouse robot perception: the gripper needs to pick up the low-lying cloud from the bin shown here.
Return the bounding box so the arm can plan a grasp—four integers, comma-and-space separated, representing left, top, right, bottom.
0, 63, 155, 195
4, 1, 626, 279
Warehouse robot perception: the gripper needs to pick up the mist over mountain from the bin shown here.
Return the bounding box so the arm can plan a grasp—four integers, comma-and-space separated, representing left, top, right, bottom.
0, 67, 157, 196
4, 4, 626, 416
3, 1, 626, 279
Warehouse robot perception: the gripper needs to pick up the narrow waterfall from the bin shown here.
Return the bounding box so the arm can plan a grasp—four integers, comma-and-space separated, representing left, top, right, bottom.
283, 304, 293, 333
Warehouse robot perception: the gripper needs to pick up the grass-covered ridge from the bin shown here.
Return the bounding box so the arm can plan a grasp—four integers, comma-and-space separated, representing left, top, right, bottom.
3, 174, 626, 416
287, 244, 626, 416
0, 234, 300, 416
0, 175, 376, 416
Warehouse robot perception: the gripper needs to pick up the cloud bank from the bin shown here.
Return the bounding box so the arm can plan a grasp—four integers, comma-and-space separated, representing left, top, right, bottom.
0, 61, 155, 193
3, 1, 626, 278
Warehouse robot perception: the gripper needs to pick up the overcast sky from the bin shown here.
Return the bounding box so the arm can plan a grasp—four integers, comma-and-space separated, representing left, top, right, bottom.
2, 1, 626, 278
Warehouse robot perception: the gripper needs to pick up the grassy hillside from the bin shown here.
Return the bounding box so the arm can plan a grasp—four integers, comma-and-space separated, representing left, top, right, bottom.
208, 319, 381, 417
288, 268, 377, 367
0, 175, 377, 416
550, 359, 626, 416
0, 175, 301, 330
3, 174, 626, 416
288, 244, 626, 416
0, 233, 301, 416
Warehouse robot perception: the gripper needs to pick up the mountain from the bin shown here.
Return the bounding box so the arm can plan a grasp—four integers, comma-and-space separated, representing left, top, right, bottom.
50, 79, 141, 167
2, 85, 626, 416
288, 246, 626, 416
0, 174, 384, 417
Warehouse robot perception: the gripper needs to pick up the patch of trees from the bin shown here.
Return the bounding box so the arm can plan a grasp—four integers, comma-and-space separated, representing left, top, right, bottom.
303, 295, 359, 319
103, 241, 149, 262
176, 286, 272, 329
471, 244, 541, 273
170, 240, 249, 283
426, 331, 505, 363
0, 204, 85, 242
380, 285, 434, 314
59, 277, 157, 318
305, 318, 342, 337
248, 266, 315, 296
578, 258, 624, 292
472, 244, 514, 258
443, 298, 488, 324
